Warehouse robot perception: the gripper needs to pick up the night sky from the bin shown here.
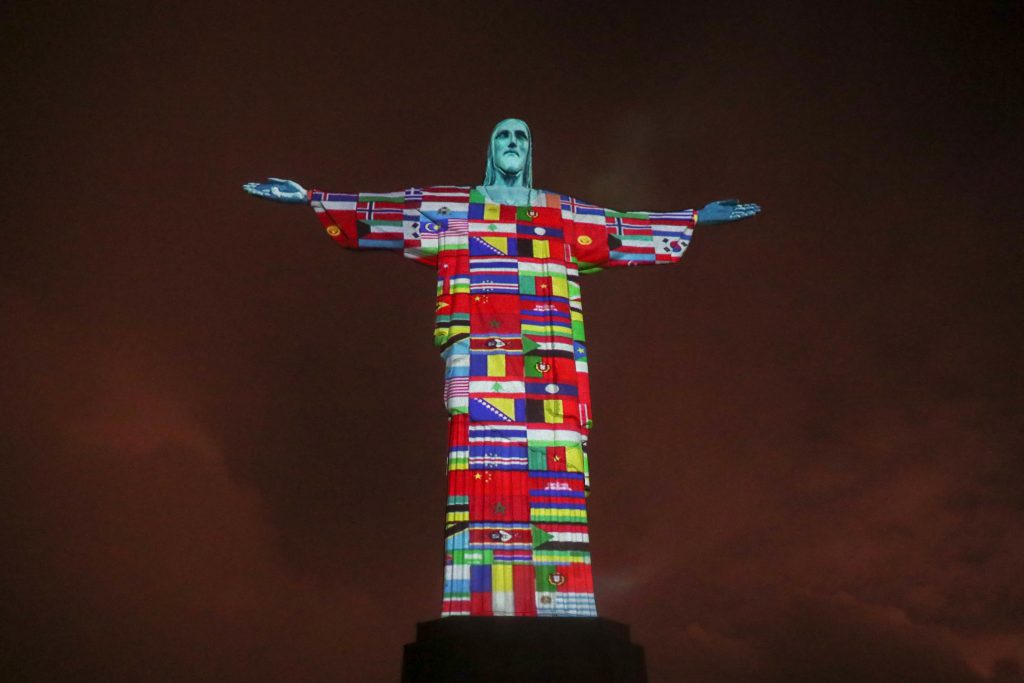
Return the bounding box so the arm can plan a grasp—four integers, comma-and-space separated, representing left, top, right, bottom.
2, 2, 1022, 681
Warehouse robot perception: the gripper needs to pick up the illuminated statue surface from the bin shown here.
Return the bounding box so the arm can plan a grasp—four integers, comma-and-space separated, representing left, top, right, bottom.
244, 119, 759, 617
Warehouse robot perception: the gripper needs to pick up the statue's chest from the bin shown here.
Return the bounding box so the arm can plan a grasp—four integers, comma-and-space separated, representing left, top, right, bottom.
466, 203, 567, 263
432, 199, 584, 350
433, 201, 571, 269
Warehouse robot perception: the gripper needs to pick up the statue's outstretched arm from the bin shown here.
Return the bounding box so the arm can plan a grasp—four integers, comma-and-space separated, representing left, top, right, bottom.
242, 178, 308, 203
571, 194, 759, 272
697, 199, 761, 225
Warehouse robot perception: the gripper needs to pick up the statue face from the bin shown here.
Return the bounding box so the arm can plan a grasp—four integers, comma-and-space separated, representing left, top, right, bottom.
490, 119, 530, 177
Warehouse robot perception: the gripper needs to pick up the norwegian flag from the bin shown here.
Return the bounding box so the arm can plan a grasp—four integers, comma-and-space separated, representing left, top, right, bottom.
357, 200, 403, 222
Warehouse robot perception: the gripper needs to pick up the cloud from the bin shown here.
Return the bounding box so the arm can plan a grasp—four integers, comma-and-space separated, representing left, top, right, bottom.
0, 288, 397, 682
648, 593, 986, 683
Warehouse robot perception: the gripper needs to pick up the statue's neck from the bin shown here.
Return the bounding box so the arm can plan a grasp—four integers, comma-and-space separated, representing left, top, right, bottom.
481, 185, 532, 206
493, 169, 525, 188
482, 169, 532, 206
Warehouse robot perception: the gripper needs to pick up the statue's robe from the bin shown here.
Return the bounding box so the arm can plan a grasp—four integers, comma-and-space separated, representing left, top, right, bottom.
309, 186, 696, 617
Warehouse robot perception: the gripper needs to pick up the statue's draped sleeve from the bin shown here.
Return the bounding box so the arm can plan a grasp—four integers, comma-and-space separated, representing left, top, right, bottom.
561, 195, 697, 273
308, 187, 438, 266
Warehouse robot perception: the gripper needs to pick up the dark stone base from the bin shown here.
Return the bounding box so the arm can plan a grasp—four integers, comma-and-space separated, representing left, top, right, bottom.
401, 617, 647, 683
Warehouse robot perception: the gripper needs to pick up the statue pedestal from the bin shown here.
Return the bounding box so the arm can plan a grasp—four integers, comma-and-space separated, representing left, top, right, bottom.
401, 617, 647, 683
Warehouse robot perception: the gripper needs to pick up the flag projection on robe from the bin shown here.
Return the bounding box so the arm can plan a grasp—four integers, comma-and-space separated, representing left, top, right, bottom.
309, 185, 696, 617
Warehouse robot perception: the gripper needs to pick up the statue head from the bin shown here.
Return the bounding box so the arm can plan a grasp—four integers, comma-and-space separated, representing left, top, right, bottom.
483, 118, 532, 187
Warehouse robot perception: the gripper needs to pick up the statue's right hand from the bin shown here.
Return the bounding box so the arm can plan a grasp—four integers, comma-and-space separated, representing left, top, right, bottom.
242, 177, 308, 203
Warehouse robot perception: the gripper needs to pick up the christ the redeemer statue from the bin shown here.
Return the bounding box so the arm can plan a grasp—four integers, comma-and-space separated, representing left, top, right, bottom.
244, 119, 759, 618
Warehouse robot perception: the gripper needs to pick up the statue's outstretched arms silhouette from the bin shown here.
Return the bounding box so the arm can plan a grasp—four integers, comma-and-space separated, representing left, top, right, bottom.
243, 178, 439, 266
563, 195, 760, 273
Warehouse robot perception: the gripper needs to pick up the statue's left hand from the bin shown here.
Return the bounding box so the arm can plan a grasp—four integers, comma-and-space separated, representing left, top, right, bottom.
698, 199, 761, 225
242, 177, 308, 204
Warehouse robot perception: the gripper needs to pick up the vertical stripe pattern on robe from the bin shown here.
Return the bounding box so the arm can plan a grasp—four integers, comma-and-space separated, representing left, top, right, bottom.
308, 185, 696, 617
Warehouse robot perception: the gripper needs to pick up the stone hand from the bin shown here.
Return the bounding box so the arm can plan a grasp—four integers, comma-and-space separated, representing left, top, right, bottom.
698, 199, 761, 225
242, 177, 308, 204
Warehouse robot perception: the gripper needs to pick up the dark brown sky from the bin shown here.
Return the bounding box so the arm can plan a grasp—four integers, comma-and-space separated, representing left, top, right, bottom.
2, 1, 1022, 681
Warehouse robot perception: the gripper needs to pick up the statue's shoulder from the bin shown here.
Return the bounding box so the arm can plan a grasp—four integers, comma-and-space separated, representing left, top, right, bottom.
419, 185, 472, 198
534, 189, 571, 210
413, 186, 471, 213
